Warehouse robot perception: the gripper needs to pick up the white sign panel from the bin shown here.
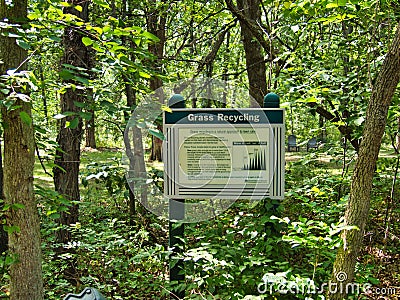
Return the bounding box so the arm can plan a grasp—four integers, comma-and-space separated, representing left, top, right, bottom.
164, 109, 284, 200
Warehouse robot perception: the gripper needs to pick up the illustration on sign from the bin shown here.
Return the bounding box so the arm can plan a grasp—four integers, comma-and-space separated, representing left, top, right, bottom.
178, 127, 269, 186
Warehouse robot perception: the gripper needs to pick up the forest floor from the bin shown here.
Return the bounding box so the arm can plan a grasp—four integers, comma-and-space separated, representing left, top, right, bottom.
28, 147, 400, 299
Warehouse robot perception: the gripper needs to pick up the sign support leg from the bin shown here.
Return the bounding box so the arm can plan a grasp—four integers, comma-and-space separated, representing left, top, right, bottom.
169, 199, 185, 299
167, 94, 186, 299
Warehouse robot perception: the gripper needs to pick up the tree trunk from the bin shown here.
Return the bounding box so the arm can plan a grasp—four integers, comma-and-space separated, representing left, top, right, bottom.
120, 0, 148, 220
397, 116, 400, 150
84, 97, 96, 149
85, 111, 96, 148
0, 139, 7, 254
84, 48, 96, 149
53, 0, 89, 282
0, 1, 44, 298
38, 57, 49, 125
147, 0, 166, 161
330, 21, 400, 300
237, 0, 267, 106
123, 79, 147, 220
2, 100, 43, 300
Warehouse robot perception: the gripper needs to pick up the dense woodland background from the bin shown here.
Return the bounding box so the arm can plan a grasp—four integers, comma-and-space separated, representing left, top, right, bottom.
0, 0, 400, 299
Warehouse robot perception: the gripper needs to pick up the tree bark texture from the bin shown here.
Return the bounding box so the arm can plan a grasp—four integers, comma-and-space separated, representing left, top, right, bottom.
84, 48, 96, 149
123, 80, 148, 219
0, 139, 7, 254
0, 1, 44, 298
225, 0, 276, 60
85, 109, 96, 148
147, 0, 166, 161
330, 22, 400, 300
236, 0, 267, 105
84, 89, 96, 149
53, 0, 90, 246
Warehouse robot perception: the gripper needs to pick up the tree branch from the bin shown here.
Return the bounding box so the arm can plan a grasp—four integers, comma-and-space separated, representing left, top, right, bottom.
223, 0, 275, 58
196, 23, 236, 75
307, 101, 360, 151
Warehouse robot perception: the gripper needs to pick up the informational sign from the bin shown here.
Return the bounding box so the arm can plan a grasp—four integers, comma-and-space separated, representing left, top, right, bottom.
164, 109, 285, 200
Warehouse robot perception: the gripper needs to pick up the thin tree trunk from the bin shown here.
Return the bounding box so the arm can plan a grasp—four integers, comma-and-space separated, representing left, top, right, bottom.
123, 79, 147, 220
120, 0, 147, 220
397, 116, 400, 150
84, 90, 96, 149
237, 0, 267, 106
85, 50, 96, 148
0, 1, 43, 298
53, 0, 90, 283
330, 21, 400, 300
38, 57, 49, 125
147, 0, 166, 161
0, 139, 6, 254
85, 110, 96, 148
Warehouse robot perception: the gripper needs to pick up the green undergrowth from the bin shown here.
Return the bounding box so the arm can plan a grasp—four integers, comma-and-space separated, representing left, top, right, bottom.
2, 147, 400, 299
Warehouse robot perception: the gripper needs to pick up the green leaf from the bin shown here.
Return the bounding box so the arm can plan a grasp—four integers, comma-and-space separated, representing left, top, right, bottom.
2, 203, 25, 211
74, 76, 89, 85
79, 111, 92, 120
141, 31, 160, 42
12, 203, 25, 210
16, 39, 30, 50
82, 37, 94, 46
119, 55, 135, 66
60, 1, 72, 7
283, 1, 291, 9
59, 69, 74, 80
93, 0, 110, 9
3, 32, 21, 38
73, 101, 86, 108
149, 128, 165, 140
66, 118, 79, 129
27, 11, 40, 20
49, 36, 62, 42
368, 277, 380, 285
92, 42, 105, 53
139, 71, 151, 79
300, 97, 317, 103
326, 3, 338, 8
102, 25, 111, 33
4, 225, 20, 234
161, 105, 172, 113
92, 27, 103, 34
19, 111, 32, 125
75, 5, 83, 12
62, 64, 87, 71
49, 213, 61, 219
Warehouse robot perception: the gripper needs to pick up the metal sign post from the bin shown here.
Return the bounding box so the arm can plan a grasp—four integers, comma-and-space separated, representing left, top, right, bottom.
168, 95, 185, 300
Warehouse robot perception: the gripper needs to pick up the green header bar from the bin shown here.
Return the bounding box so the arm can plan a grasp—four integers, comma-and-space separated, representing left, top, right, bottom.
165, 108, 284, 125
